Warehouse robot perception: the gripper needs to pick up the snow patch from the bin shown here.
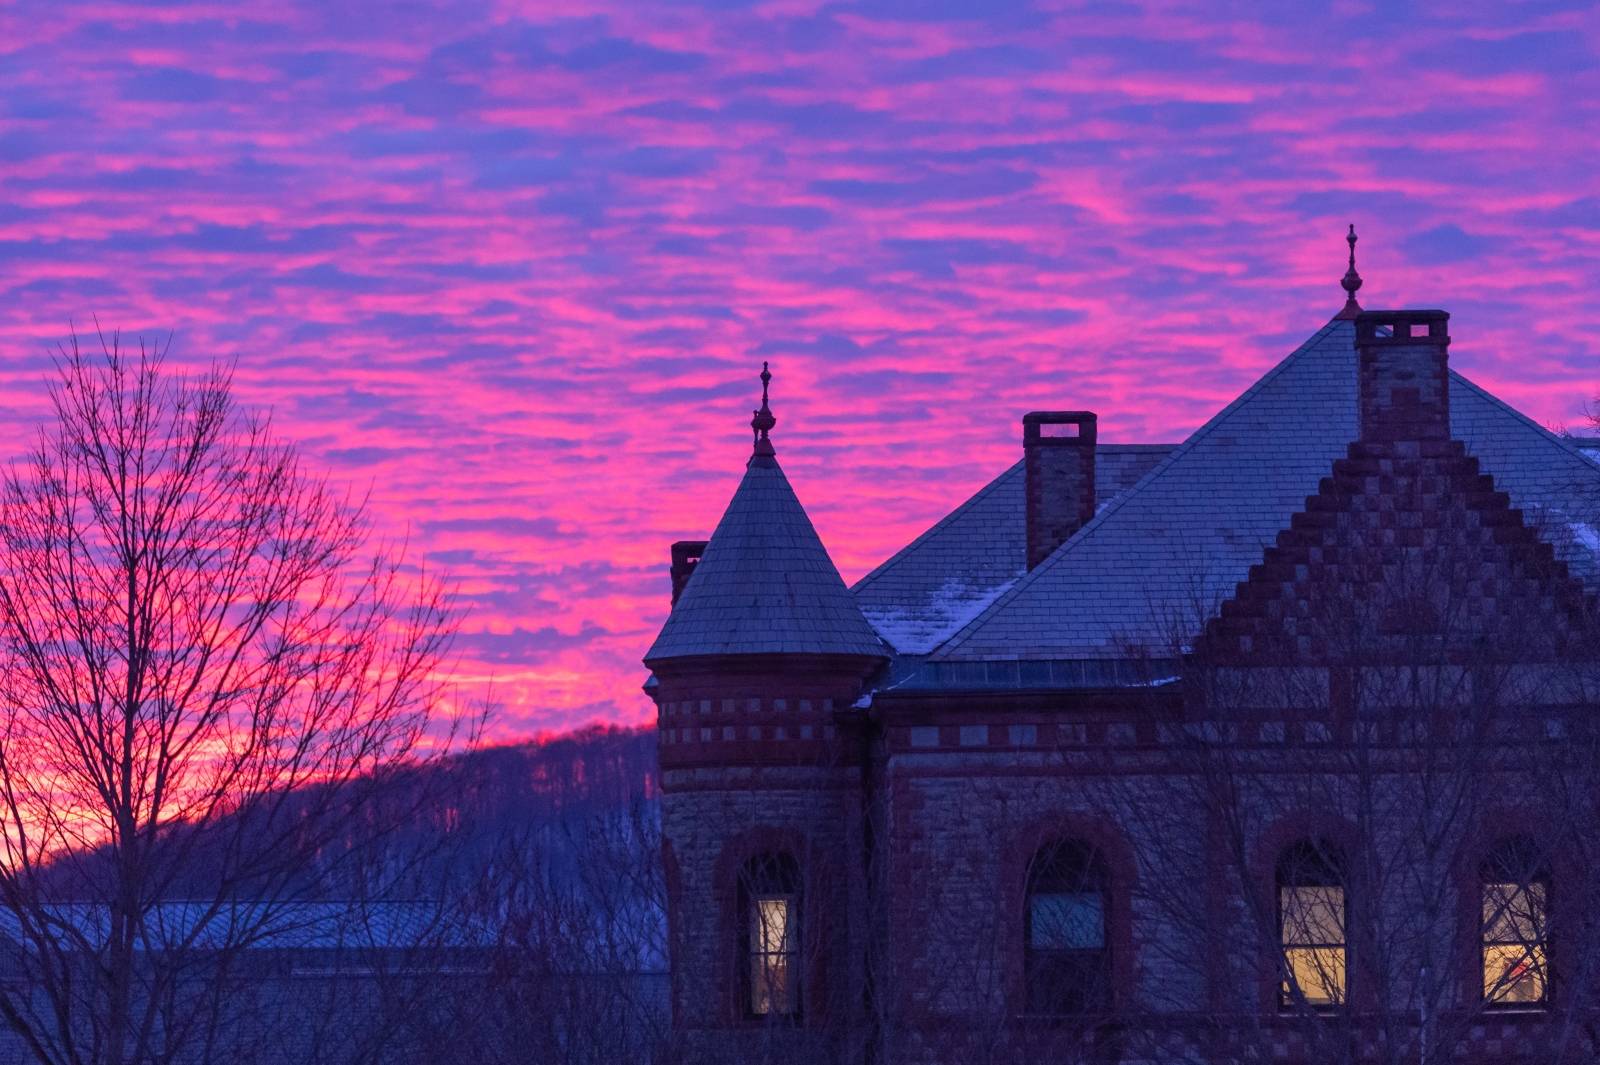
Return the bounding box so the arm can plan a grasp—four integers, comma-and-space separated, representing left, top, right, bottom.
1570, 522, 1600, 553
864, 576, 1020, 655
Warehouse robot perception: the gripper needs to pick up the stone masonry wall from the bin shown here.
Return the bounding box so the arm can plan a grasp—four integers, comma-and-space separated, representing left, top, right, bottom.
872, 709, 1598, 1065
662, 762, 867, 1065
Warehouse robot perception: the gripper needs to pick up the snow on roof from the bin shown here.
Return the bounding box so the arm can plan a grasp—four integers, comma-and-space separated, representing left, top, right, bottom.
863, 576, 1019, 656
852, 446, 1172, 654
930, 317, 1600, 662
646, 318, 1599, 676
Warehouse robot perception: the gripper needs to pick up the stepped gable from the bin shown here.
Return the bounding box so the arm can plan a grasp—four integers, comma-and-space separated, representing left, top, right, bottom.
1198, 434, 1595, 664
1201, 309, 1594, 665
644, 365, 885, 665
930, 318, 1600, 663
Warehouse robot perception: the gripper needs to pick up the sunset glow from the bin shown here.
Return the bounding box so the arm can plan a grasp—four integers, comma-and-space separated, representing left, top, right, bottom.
2, 1, 1597, 738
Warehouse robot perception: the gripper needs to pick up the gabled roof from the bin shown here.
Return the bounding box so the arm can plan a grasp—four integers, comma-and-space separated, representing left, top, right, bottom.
1198, 435, 1594, 664
851, 446, 1173, 654
645, 452, 886, 663
930, 317, 1600, 662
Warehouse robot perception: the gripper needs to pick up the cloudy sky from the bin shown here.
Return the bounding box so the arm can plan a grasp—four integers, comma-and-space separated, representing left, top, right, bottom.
1, 0, 1597, 738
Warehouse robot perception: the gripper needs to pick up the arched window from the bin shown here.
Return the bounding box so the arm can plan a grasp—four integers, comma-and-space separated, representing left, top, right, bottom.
1481, 838, 1549, 1006
739, 852, 801, 1018
1277, 839, 1346, 1008
1024, 839, 1110, 1014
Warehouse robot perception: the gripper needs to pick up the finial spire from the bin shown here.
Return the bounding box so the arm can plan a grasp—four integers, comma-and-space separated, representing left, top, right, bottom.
750, 361, 776, 459
1335, 223, 1363, 320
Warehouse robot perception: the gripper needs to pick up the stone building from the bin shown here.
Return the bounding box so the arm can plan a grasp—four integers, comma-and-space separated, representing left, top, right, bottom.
643, 240, 1600, 1064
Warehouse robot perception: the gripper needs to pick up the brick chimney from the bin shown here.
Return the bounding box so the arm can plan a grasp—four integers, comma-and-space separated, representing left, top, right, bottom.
669, 540, 707, 605
1024, 411, 1096, 570
1355, 310, 1451, 443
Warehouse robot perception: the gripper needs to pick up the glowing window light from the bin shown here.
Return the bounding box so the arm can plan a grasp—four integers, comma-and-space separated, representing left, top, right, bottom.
740, 852, 802, 1018
749, 894, 797, 1016
1280, 884, 1346, 1006
1277, 840, 1346, 1008
1482, 840, 1550, 1007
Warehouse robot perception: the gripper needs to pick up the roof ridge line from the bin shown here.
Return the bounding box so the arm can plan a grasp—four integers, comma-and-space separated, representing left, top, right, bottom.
928, 318, 1349, 661
1100, 443, 1182, 451
646, 454, 886, 663
852, 444, 1185, 597
851, 459, 1022, 593
1449, 367, 1598, 465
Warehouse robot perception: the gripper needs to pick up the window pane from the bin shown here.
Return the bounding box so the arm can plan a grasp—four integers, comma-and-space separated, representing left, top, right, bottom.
1483, 879, 1548, 1005
1283, 946, 1346, 1005
749, 895, 795, 1015
1280, 880, 1345, 1006
1029, 892, 1105, 950
1024, 841, 1110, 1015
1026, 950, 1108, 1014
1483, 881, 1546, 945
1281, 885, 1345, 946
750, 950, 793, 1015
1483, 943, 1546, 1004
755, 897, 795, 955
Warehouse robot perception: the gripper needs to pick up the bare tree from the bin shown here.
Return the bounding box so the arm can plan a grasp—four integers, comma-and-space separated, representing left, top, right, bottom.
1107, 486, 1600, 1064
857, 468, 1600, 1065
0, 332, 467, 1065
374, 795, 670, 1065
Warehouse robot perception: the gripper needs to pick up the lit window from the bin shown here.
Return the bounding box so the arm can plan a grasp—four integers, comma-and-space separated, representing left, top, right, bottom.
1025, 840, 1110, 1014
740, 853, 801, 1018
1482, 840, 1549, 1007
1278, 840, 1346, 1008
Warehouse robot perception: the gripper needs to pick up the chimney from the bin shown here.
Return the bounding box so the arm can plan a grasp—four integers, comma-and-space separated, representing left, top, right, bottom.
670, 540, 708, 606
1024, 411, 1097, 570
1355, 310, 1451, 443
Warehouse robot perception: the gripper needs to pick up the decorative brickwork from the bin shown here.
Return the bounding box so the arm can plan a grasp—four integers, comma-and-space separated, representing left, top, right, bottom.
645, 297, 1600, 1064
1357, 309, 1451, 443
1024, 411, 1097, 570
1201, 436, 1594, 666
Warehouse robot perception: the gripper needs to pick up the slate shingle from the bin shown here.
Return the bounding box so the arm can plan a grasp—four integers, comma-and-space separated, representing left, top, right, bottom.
851, 445, 1173, 653
925, 318, 1600, 662
645, 452, 886, 663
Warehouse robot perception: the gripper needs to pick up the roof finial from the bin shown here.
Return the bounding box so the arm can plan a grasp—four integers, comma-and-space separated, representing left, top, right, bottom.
751, 361, 776, 458
1336, 223, 1363, 320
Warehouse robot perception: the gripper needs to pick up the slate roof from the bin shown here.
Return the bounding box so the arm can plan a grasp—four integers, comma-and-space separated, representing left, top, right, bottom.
852, 446, 1174, 654
927, 317, 1600, 662
645, 451, 887, 663
1194, 431, 1595, 665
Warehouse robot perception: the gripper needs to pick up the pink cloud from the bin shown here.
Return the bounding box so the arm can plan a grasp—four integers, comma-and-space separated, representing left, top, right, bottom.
0, 0, 1595, 736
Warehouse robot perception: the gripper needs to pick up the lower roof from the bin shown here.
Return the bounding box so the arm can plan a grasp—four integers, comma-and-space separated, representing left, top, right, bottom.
851, 445, 1174, 654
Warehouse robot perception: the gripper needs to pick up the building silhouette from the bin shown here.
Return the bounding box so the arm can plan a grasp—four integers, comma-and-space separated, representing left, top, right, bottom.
644, 235, 1600, 1064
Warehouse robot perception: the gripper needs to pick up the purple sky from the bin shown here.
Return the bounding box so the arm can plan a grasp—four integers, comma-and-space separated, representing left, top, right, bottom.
1, 0, 1597, 738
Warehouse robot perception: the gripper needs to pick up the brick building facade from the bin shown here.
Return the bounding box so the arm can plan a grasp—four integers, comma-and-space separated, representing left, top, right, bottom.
643, 255, 1600, 1064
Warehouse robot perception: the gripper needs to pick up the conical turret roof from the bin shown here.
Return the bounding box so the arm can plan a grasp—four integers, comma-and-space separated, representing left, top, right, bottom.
645, 370, 886, 665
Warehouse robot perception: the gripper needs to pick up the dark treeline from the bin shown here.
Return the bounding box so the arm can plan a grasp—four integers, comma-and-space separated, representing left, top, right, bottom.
41, 725, 661, 900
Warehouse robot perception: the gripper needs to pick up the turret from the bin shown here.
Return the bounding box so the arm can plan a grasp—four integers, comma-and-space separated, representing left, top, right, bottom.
646, 362, 886, 769
645, 365, 886, 1056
